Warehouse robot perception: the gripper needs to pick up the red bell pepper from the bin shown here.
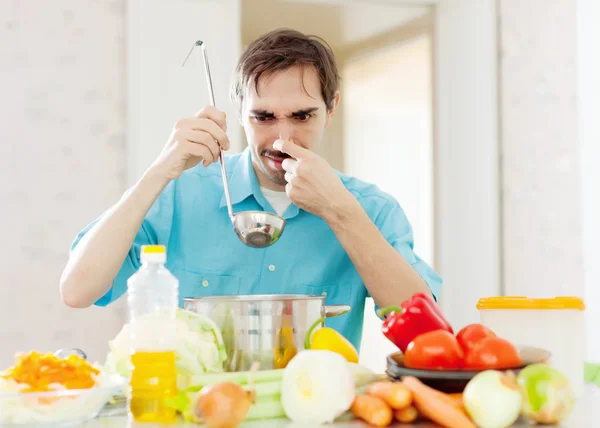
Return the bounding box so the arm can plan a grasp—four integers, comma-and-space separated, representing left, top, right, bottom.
401, 292, 454, 334
377, 292, 454, 353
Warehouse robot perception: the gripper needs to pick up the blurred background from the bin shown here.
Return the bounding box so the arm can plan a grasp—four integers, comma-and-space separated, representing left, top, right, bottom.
1, 0, 598, 374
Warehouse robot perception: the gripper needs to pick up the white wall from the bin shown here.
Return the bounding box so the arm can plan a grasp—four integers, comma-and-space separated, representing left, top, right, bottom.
0, 0, 245, 369
127, 0, 243, 186
0, 0, 127, 367
343, 35, 434, 373
242, 0, 428, 51
339, 4, 429, 46
498, 0, 600, 362
498, 0, 583, 298
577, 0, 600, 363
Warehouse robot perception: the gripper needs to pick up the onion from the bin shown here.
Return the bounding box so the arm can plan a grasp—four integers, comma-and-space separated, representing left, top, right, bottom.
192, 382, 254, 428
463, 370, 522, 428
516, 363, 574, 424
281, 350, 356, 424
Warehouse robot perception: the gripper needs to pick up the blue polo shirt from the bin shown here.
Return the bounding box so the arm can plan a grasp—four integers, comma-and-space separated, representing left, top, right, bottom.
71, 147, 442, 351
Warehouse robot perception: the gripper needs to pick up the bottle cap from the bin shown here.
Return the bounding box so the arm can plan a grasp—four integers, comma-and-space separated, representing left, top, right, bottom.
140, 245, 166, 264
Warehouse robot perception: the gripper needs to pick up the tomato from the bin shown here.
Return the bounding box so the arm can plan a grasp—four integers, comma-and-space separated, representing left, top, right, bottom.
404, 330, 464, 370
463, 336, 522, 370
456, 323, 496, 353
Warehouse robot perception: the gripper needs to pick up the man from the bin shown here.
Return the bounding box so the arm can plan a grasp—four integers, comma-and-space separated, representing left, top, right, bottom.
60, 28, 442, 350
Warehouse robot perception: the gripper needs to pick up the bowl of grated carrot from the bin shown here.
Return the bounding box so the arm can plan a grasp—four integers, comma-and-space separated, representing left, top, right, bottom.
0, 351, 126, 425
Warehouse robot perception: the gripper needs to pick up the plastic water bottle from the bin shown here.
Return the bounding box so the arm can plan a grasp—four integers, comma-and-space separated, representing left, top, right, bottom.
127, 244, 179, 423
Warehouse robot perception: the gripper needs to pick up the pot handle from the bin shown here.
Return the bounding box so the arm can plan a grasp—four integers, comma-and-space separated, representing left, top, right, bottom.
324, 305, 351, 318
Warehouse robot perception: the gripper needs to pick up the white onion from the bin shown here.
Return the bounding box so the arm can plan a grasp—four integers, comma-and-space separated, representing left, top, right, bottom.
463, 370, 522, 428
281, 350, 355, 424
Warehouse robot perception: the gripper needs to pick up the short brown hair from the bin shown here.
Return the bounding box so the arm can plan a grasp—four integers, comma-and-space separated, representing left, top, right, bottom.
230, 28, 340, 113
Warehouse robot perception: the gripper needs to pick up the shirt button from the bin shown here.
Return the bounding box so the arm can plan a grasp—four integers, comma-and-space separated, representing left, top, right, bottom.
321, 291, 327, 297
268, 265, 276, 272
202, 280, 209, 287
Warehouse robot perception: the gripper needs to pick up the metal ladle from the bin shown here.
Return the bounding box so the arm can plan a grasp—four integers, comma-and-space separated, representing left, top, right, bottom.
54, 348, 87, 359
182, 41, 286, 248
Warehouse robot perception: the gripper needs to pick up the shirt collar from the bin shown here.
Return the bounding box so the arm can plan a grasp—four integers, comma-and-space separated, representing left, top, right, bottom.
219, 147, 300, 219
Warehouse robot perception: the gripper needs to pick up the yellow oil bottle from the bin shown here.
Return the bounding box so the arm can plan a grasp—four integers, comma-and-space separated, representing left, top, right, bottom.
126, 245, 180, 423
129, 351, 178, 423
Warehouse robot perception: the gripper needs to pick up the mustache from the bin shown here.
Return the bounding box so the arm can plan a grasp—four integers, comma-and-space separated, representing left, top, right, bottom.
261, 149, 291, 159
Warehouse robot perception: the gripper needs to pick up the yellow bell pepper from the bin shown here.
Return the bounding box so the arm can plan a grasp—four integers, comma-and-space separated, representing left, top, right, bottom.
304, 317, 359, 363
274, 321, 297, 369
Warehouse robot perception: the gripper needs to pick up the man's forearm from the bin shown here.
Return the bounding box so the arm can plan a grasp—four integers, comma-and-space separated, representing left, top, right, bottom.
60, 169, 170, 308
325, 198, 431, 308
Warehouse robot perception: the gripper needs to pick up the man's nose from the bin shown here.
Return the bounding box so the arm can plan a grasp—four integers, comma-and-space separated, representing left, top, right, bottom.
278, 121, 294, 141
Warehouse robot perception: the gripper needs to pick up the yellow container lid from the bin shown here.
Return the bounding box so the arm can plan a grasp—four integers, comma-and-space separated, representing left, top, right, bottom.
477, 296, 585, 311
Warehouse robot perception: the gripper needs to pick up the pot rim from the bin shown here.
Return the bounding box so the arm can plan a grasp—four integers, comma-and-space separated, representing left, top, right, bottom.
183, 294, 325, 302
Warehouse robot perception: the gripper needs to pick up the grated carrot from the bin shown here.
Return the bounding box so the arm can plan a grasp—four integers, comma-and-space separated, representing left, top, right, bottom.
1, 351, 99, 392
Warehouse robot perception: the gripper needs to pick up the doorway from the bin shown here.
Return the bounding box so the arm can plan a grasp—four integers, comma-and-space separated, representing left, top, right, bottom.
343, 25, 434, 373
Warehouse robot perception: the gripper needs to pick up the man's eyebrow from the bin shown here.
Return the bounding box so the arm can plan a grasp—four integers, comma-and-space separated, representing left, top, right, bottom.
291, 107, 319, 116
249, 108, 320, 117
249, 109, 275, 117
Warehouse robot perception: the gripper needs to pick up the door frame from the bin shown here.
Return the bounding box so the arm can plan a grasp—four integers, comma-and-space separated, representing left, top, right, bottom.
431, 0, 500, 328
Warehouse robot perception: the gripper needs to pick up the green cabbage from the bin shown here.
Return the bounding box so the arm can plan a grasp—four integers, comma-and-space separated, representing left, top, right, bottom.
104, 308, 227, 386
584, 361, 600, 387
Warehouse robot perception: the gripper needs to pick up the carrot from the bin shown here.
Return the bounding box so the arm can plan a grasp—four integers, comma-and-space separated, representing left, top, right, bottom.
394, 405, 418, 423
401, 377, 476, 428
409, 385, 464, 413
448, 392, 465, 412
366, 381, 412, 409
350, 394, 393, 427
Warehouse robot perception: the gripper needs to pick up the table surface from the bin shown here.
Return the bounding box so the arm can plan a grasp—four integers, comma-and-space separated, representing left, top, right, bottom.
81, 385, 599, 428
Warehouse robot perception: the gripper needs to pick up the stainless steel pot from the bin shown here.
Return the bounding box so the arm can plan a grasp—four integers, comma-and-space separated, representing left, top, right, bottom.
183, 294, 351, 372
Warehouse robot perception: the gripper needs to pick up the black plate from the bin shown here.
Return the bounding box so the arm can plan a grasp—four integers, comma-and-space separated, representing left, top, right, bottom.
386, 345, 551, 393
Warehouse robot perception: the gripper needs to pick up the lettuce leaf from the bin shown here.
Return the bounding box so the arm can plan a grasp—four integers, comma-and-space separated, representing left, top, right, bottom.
104, 308, 226, 386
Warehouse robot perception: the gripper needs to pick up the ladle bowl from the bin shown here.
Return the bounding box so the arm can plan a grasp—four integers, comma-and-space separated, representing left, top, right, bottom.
233, 211, 286, 248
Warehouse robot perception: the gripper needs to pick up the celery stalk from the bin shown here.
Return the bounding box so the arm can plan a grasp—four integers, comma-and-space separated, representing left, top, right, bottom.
254, 394, 281, 404
242, 381, 281, 397
187, 368, 284, 387
186, 363, 372, 389
184, 381, 281, 397
246, 400, 286, 420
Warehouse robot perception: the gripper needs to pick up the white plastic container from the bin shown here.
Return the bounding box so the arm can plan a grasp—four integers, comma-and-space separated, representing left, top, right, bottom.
477, 296, 585, 397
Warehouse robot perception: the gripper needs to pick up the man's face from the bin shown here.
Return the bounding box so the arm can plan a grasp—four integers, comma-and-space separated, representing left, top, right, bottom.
241, 66, 337, 189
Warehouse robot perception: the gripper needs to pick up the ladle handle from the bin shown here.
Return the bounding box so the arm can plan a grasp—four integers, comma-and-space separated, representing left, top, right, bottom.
199, 44, 234, 222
